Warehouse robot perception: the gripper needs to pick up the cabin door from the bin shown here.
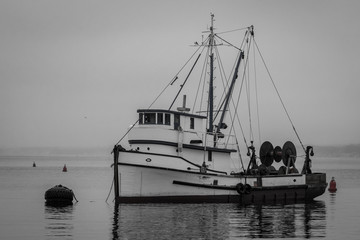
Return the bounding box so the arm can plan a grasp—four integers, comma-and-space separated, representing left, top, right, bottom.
174, 114, 180, 130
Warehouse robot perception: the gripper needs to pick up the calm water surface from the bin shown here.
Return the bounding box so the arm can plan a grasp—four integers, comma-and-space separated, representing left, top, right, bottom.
0, 155, 359, 239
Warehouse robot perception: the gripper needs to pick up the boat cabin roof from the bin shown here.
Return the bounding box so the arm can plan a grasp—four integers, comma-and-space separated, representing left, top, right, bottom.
137, 109, 206, 119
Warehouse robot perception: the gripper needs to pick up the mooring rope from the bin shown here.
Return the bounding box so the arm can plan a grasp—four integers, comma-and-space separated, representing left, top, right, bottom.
72, 192, 79, 202
105, 177, 114, 203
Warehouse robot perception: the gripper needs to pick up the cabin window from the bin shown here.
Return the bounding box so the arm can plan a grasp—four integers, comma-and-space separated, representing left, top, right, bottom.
144, 113, 156, 124
139, 112, 171, 125
190, 117, 194, 129
165, 114, 171, 125
139, 113, 143, 124
157, 113, 163, 124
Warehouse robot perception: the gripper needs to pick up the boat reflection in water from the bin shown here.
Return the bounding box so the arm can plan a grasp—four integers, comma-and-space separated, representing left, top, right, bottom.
44, 203, 74, 239
111, 201, 326, 239
232, 201, 326, 238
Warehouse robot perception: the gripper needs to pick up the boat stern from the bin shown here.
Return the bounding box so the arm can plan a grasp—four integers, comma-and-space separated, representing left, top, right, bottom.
305, 173, 327, 201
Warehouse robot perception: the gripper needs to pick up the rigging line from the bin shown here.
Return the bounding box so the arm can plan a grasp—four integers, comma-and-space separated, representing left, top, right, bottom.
214, 34, 241, 51
223, 66, 249, 151
216, 31, 251, 148
216, 27, 249, 35
200, 51, 210, 114
226, 75, 245, 147
229, 135, 241, 172
171, 37, 209, 85
214, 29, 250, 52
252, 36, 261, 145
214, 30, 249, 117
114, 119, 139, 146
215, 43, 230, 85
213, 45, 243, 149
253, 39, 306, 152
212, 44, 235, 122
213, 45, 228, 112
235, 137, 246, 172
150, 41, 205, 109
214, 36, 250, 147
224, 75, 249, 150
244, 36, 254, 141
168, 53, 202, 110
222, 30, 252, 146
195, 47, 211, 114
228, 40, 251, 149
226, 94, 249, 150
213, 30, 249, 122
214, 46, 236, 147
192, 46, 210, 114
114, 39, 208, 146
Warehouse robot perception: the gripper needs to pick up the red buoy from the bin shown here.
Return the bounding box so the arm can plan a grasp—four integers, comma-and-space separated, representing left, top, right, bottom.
328, 177, 337, 192
62, 164, 67, 172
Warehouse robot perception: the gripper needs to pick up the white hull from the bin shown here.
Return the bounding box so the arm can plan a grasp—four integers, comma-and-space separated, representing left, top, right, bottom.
113, 151, 324, 203
119, 164, 235, 197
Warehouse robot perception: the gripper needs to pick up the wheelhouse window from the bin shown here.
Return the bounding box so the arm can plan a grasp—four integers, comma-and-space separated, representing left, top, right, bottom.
157, 113, 163, 124
139, 112, 171, 125
165, 114, 170, 125
144, 113, 156, 124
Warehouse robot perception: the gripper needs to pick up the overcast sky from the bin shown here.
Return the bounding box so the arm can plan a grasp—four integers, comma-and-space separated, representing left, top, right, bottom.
0, 0, 359, 149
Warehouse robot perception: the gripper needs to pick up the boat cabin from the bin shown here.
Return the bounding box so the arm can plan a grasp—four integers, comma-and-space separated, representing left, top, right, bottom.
137, 109, 206, 132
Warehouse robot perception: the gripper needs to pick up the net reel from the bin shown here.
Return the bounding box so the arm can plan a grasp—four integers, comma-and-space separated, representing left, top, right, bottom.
257, 140, 298, 175
282, 141, 297, 167
259, 141, 274, 167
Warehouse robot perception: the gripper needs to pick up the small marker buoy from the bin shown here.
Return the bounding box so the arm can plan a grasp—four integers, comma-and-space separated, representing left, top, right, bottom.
33, 162, 36, 167
62, 164, 67, 172
328, 176, 337, 192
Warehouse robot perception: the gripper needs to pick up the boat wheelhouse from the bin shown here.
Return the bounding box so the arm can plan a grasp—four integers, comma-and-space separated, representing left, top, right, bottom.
128, 107, 238, 175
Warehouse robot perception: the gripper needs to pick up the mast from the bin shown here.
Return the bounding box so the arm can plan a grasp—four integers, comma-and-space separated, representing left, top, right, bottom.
207, 13, 215, 162
208, 13, 215, 133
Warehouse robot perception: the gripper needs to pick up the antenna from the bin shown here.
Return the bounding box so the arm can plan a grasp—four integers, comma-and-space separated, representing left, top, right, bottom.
177, 95, 190, 112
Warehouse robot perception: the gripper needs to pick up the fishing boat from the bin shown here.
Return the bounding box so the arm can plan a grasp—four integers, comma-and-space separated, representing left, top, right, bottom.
112, 14, 327, 203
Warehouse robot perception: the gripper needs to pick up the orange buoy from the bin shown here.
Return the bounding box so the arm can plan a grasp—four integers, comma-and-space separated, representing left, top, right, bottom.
62, 164, 67, 172
33, 162, 36, 167
328, 177, 337, 192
